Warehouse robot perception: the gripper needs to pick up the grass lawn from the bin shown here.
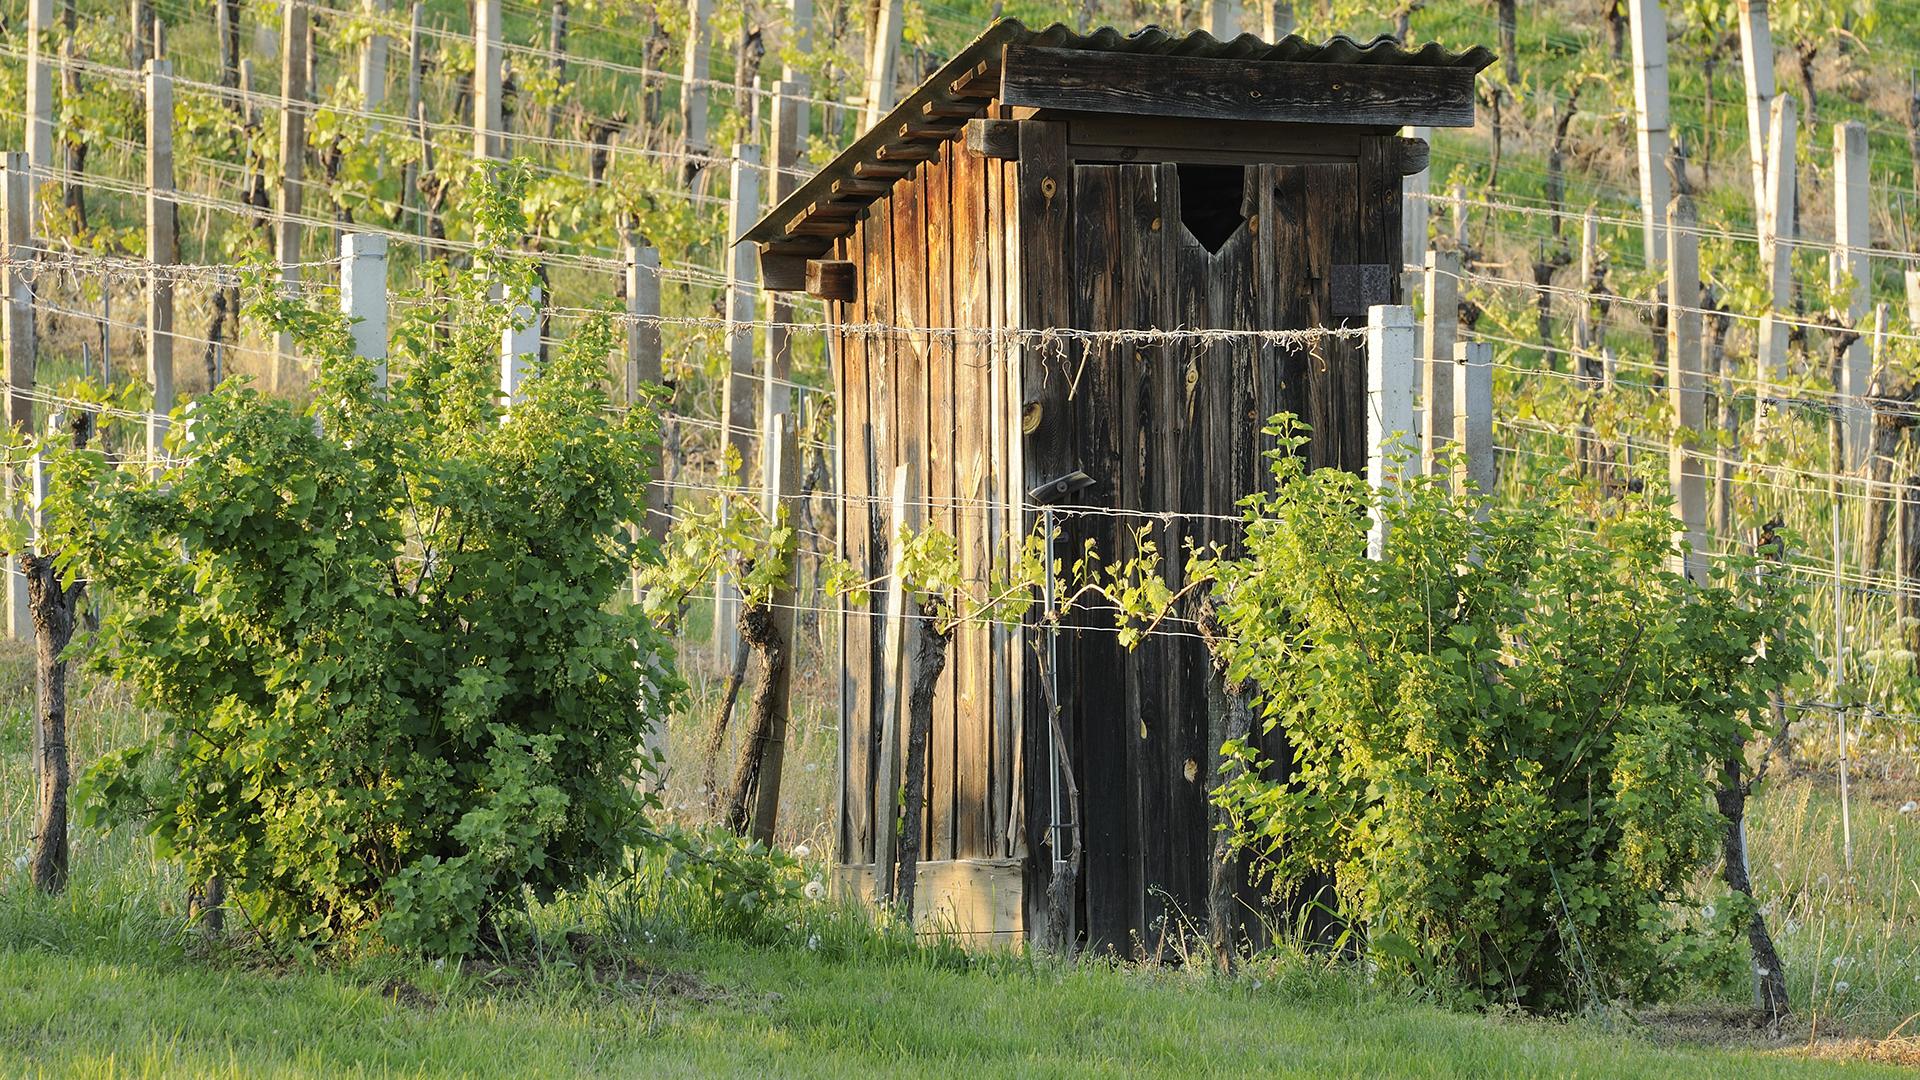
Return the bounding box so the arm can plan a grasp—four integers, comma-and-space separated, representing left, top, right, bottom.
4, 931, 1918, 1079
4, 647, 1919, 1077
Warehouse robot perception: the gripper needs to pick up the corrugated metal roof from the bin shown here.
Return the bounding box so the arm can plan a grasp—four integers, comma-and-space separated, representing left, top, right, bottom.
742, 19, 1495, 249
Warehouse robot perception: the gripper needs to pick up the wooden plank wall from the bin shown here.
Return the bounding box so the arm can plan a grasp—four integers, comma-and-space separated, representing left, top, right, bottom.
834, 126, 1402, 952
1041, 140, 1401, 952
836, 130, 1023, 883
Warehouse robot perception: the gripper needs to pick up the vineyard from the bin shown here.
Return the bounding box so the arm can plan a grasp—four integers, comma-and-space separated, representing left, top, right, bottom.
4, 0, 1920, 1074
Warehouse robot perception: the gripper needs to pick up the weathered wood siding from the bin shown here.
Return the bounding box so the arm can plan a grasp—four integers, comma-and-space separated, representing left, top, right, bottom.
835, 131, 1027, 895
1025, 143, 1403, 952
834, 126, 1401, 948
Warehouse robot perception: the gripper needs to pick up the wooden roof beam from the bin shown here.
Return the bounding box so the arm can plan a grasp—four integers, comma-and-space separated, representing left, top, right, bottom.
996, 45, 1479, 128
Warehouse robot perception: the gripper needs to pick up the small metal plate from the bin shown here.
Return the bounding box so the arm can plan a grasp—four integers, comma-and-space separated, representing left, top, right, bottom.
1330, 263, 1393, 317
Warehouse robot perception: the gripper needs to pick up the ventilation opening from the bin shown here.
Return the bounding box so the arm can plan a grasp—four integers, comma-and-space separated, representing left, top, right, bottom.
1176, 164, 1248, 254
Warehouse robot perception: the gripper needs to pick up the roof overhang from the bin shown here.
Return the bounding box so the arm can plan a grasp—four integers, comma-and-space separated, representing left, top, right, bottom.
741, 20, 1495, 281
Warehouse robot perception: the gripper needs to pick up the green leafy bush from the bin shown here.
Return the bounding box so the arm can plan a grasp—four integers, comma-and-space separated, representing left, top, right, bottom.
1208, 419, 1811, 1010
64, 170, 678, 956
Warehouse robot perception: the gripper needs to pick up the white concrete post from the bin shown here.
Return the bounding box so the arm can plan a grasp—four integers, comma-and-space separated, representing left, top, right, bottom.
147, 60, 175, 470
1759, 92, 1798, 375
1367, 304, 1417, 560
1205, 0, 1240, 36
681, 0, 714, 156
360, 0, 389, 119
1421, 249, 1459, 477
865, 0, 904, 130
3, 155, 33, 643
274, 0, 309, 390
627, 240, 666, 546
1627, 0, 1672, 263
1833, 122, 1871, 468
474, 0, 504, 160
1738, 0, 1776, 225
1452, 341, 1494, 502
1669, 196, 1708, 583
25, 0, 53, 210
500, 285, 540, 410
340, 234, 389, 387
1401, 126, 1432, 279
723, 143, 762, 482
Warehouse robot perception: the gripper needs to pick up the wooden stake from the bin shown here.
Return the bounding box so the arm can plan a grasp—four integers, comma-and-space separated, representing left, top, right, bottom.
1669, 196, 1708, 583
1759, 92, 1797, 375
1908, 270, 1920, 326
1738, 0, 1776, 225
3, 154, 33, 643
873, 459, 918, 903
1833, 121, 1871, 468
474, 0, 504, 160
749, 410, 805, 842
865, 0, 904, 130
147, 60, 176, 471
1627, 0, 1671, 263
1366, 304, 1416, 559
339, 234, 389, 387
274, 0, 309, 390
1420, 249, 1459, 477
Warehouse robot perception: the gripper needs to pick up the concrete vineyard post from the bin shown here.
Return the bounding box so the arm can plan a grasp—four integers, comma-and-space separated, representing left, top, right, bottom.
1366, 304, 1416, 560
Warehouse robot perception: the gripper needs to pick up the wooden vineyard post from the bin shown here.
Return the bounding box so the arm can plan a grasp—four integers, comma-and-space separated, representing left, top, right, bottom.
1901, 478, 1920, 653
872, 460, 917, 906
1627, 0, 1671, 263
680, 0, 713, 168
274, 0, 308, 391
1669, 196, 1708, 583
1401, 125, 1432, 285
626, 240, 667, 547
1759, 92, 1797, 376
1833, 121, 1870, 468
339, 234, 389, 387
1575, 211, 1600, 359
1452, 341, 1494, 503
146, 60, 176, 473
715, 143, 762, 660
749, 410, 805, 843
474, 0, 504, 160
1420, 249, 1459, 478
3, 155, 35, 644
1366, 304, 1416, 559
866, 0, 904, 130
1738, 0, 1776, 223
499, 285, 539, 409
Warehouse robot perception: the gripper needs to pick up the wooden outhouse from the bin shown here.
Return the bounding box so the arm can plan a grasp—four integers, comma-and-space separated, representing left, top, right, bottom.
743, 21, 1491, 950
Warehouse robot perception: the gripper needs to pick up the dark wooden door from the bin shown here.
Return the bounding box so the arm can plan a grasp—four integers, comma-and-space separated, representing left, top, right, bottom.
1055, 151, 1398, 953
